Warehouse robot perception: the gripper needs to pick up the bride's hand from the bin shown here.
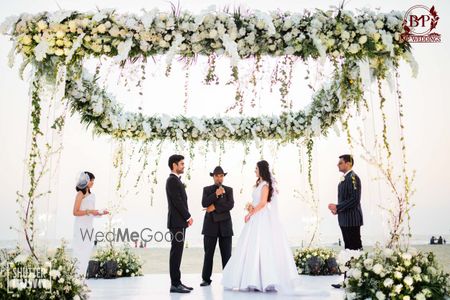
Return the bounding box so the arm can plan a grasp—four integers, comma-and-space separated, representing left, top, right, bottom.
245, 203, 254, 213
244, 214, 251, 223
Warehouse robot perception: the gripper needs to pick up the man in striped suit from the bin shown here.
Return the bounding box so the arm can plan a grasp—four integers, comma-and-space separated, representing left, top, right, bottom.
328, 154, 363, 250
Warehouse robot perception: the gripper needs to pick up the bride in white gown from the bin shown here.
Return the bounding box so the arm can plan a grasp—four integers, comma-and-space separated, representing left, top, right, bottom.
222, 160, 327, 297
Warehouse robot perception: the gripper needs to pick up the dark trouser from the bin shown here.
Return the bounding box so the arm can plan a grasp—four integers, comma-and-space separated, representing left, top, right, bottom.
169, 227, 186, 286
340, 226, 362, 250
201, 235, 232, 282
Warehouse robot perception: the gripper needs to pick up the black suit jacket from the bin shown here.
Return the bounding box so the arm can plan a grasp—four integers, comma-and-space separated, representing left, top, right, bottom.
336, 170, 363, 227
166, 174, 191, 229
201, 184, 234, 237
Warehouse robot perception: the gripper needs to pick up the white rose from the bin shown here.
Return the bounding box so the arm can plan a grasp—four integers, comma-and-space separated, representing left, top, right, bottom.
55, 30, 65, 39
402, 253, 412, 261
373, 264, 383, 274
415, 294, 425, 300
375, 291, 386, 300
383, 278, 394, 287
192, 44, 202, 53
375, 20, 384, 29
403, 297, 410, 300
348, 43, 360, 54
363, 258, 374, 270
54, 48, 64, 56
37, 20, 48, 31
412, 266, 421, 274
209, 29, 218, 39
341, 31, 350, 40
394, 284, 403, 294
284, 46, 294, 55
109, 26, 120, 37
358, 35, 368, 44
351, 268, 362, 280
21, 35, 32, 45
97, 24, 107, 34
255, 19, 265, 30
404, 276, 413, 286
373, 32, 381, 41
394, 271, 403, 279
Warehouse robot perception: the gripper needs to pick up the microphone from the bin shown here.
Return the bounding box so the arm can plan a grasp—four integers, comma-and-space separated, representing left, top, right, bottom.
217, 184, 225, 198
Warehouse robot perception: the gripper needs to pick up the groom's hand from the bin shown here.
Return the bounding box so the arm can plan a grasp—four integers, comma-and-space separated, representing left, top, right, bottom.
328, 203, 337, 215
205, 204, 215, 213
215, 187, 225, 197
187, 218, 194, 226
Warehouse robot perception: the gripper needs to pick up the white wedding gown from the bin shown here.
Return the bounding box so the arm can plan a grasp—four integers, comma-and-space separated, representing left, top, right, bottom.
72, 192, 96, 277
222, 181, 328, 297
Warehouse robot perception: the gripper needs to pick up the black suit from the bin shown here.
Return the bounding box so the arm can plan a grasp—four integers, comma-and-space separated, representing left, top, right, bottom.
201, 184, 234, 283
166, 173, 191, 286
336, 170, 363, 250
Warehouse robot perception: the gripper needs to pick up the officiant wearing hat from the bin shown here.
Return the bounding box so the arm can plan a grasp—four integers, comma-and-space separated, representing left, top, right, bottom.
200, 166, 234, 287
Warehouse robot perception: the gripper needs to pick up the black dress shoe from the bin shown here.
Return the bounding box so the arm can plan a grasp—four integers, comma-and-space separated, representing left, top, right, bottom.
181, 283, 193, 290
170, 284, 191, 293
331, 283, 342, 289
200, 280, 211, 286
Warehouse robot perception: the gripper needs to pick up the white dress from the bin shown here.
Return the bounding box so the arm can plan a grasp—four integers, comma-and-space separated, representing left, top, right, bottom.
222, 181, 328, 296
72, 192, 96, 277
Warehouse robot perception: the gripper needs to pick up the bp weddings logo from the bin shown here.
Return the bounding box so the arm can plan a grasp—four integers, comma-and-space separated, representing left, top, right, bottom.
402, 5, 441, 43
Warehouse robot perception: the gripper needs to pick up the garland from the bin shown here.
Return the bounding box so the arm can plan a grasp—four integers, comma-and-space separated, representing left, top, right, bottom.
1, 7, 415, 143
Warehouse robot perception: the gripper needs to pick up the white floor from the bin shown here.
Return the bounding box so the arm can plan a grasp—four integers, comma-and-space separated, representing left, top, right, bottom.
86, 273, 345, 299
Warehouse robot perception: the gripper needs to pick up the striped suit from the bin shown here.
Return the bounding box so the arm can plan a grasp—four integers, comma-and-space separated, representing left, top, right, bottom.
336, 170, 363, 250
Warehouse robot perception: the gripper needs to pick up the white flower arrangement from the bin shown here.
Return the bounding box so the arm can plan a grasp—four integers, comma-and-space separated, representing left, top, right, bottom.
0, 242, 89, 299
0, 6, 413, 143
94, 246, 143, 278
293, 247, 340, 275
344, 247, 450, 299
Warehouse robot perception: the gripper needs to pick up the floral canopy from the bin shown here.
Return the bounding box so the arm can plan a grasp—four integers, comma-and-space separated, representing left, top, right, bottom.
1, 7, 416, 143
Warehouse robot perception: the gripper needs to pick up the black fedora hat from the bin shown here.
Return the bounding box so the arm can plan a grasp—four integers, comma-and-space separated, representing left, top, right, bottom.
209, 166, 227, 177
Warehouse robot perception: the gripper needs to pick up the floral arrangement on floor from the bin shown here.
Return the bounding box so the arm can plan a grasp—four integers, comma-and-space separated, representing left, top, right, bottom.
293, 247, 340, 276
344, 247, 450, 300
0, 243, 89, 299
94, 246, 143, 278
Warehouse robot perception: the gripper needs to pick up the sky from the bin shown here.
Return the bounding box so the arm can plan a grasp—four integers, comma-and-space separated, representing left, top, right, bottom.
0, 0, 449, 249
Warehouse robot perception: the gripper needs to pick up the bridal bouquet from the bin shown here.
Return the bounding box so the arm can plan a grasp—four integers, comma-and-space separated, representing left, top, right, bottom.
293, 248, 340, 276
94, 246, 143, 278
0, 242, 89, 299
344, 247, 450, 299
245, 202, 254, 213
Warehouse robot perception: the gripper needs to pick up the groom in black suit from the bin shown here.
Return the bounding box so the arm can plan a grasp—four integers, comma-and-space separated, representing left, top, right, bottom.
200, 166, 234, 287
328, 154, 363, 250
166, 154, 194, 293
328, 154, 363, 289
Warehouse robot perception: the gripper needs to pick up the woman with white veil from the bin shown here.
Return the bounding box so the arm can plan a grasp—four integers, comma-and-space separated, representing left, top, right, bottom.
72, 171, 109, 278
221, 160, 327, 297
